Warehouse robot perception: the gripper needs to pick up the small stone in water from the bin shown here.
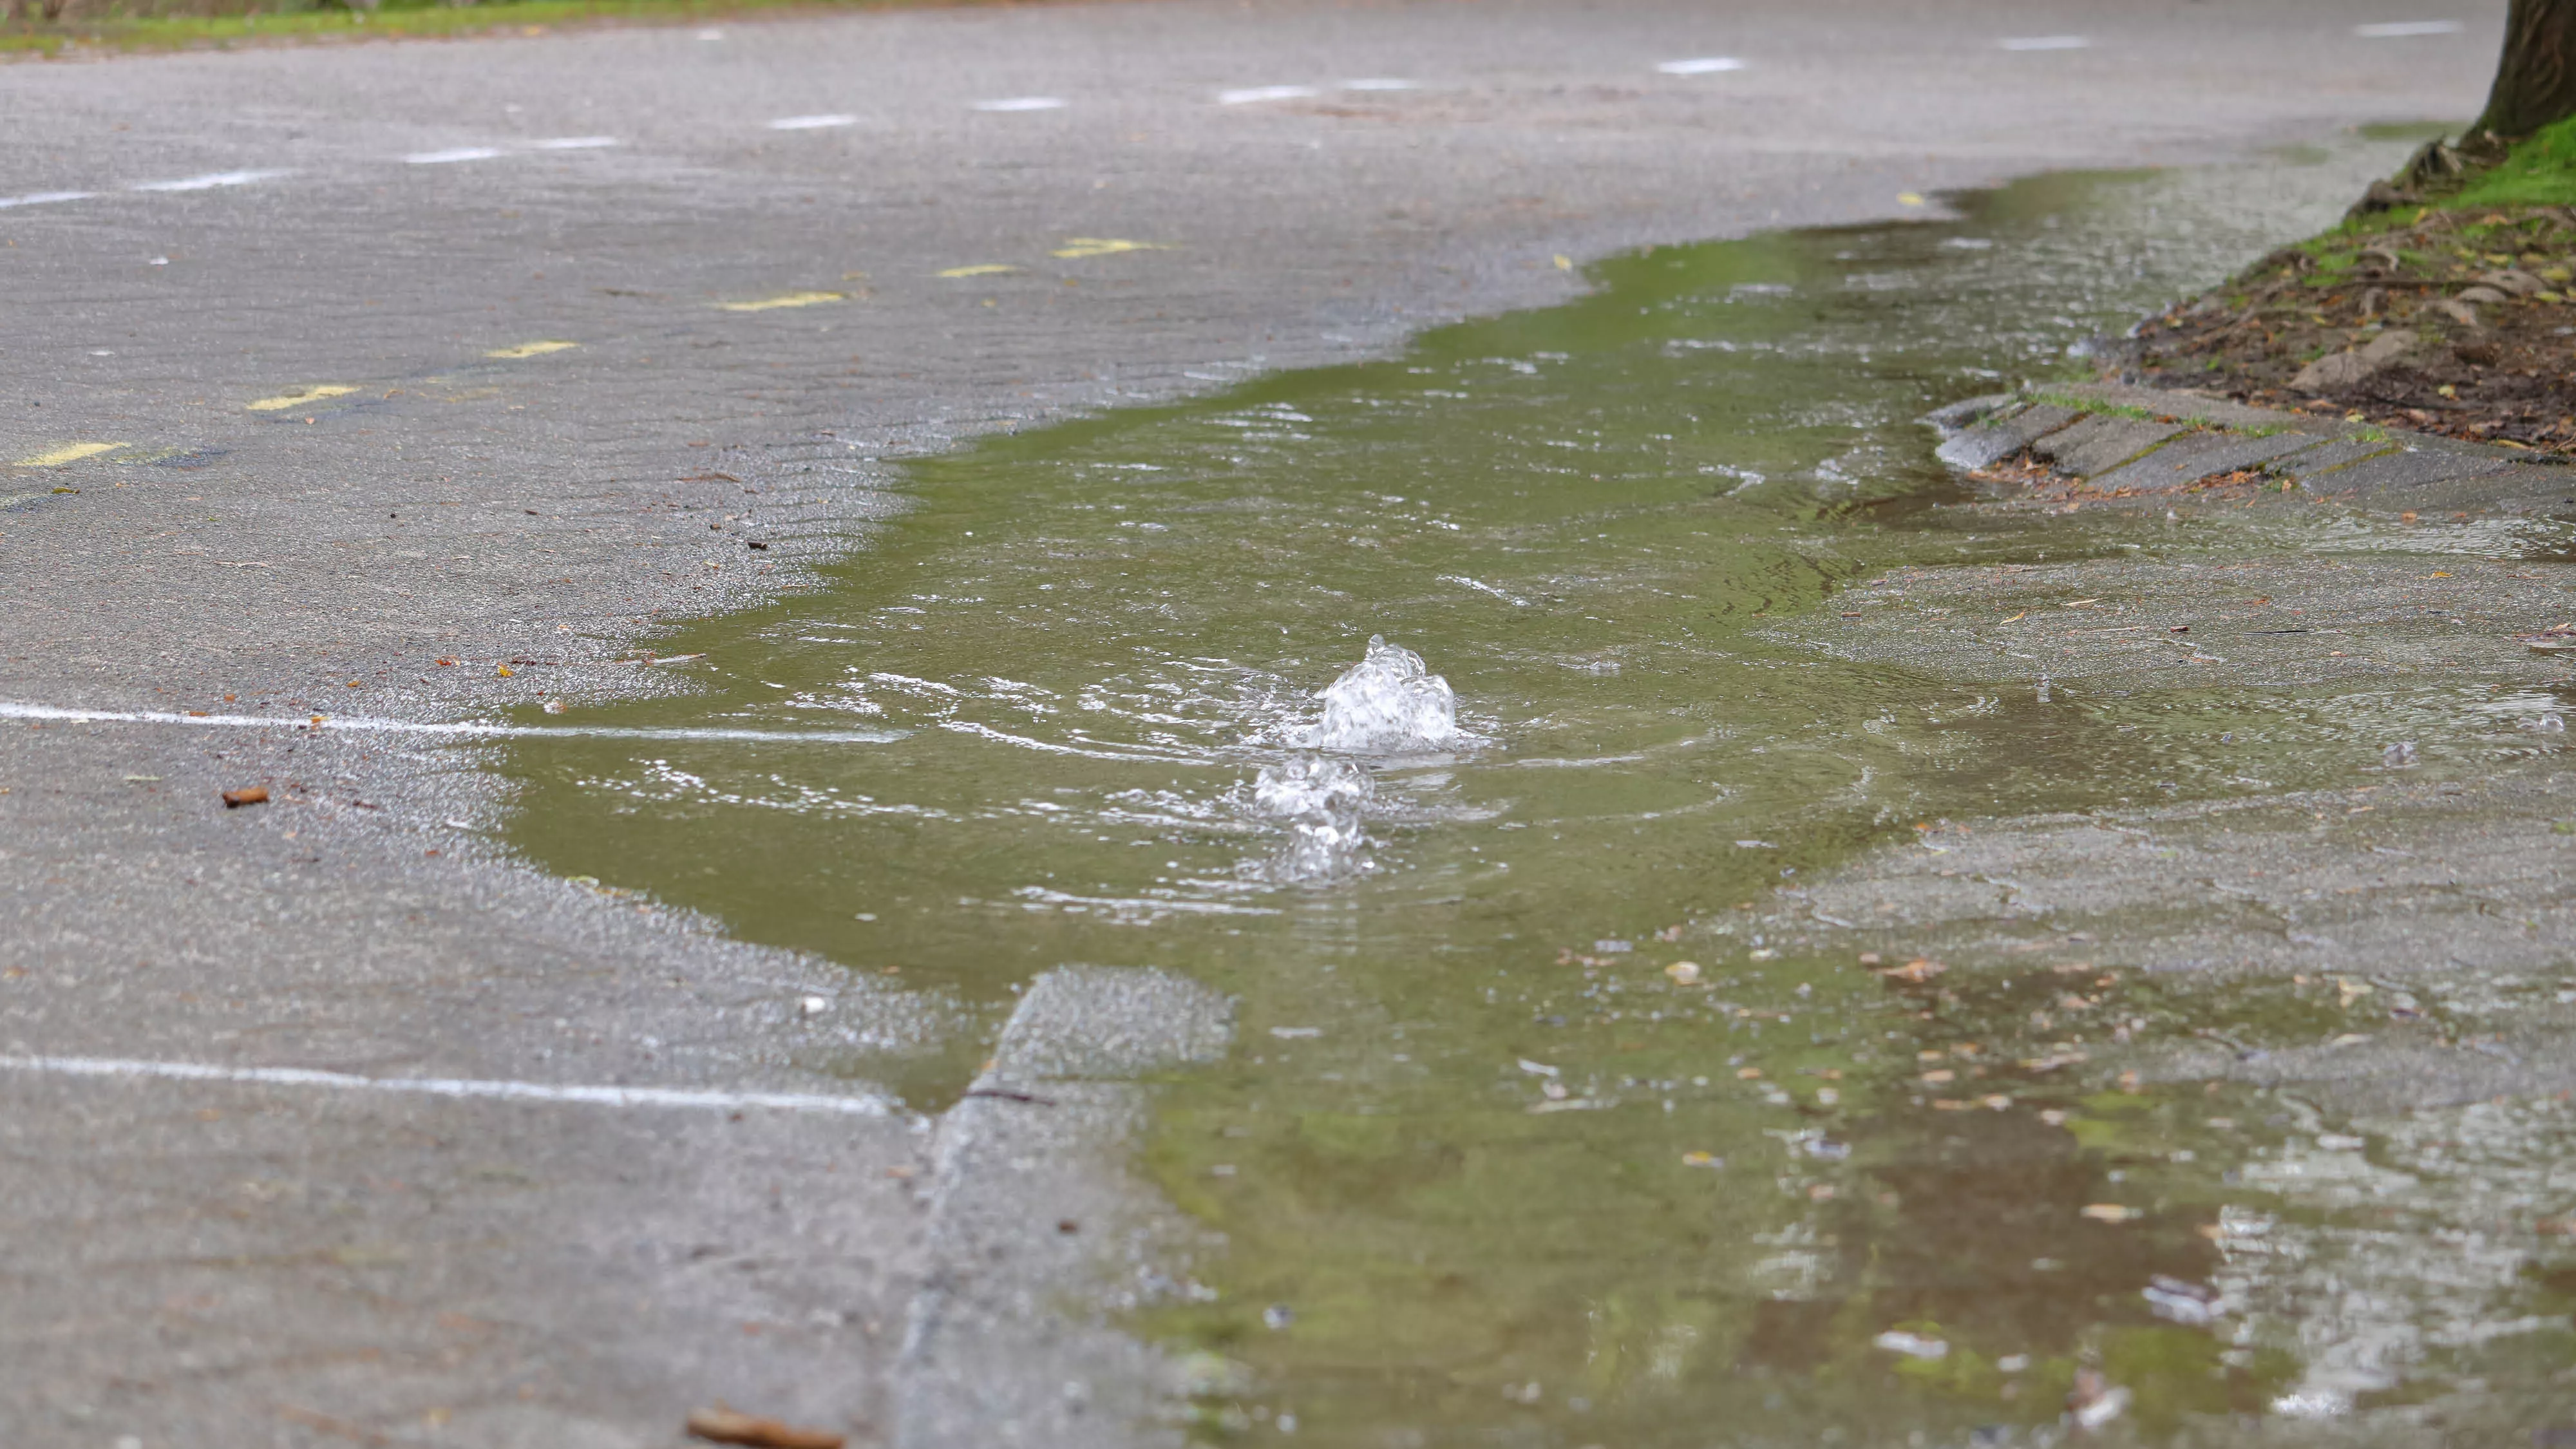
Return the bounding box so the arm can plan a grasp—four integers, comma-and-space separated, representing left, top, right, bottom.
1663, 960, 1702, 985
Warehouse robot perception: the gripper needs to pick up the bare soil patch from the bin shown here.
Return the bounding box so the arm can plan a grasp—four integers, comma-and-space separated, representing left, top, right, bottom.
2117, 204, 2576, 458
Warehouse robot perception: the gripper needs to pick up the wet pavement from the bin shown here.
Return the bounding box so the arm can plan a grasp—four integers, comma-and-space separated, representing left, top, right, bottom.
500, 150, 2575, 1442
0, 2, 2544, 1446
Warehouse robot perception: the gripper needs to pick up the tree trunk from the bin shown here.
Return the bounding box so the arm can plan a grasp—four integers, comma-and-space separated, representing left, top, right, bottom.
2475, 0, 2576, 138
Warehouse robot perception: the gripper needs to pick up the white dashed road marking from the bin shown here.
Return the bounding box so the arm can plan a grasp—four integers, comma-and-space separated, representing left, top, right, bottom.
129, 169, 289, 193
1218, 84, 1320, 104
1656, 57, 1745, 75
0, 1055, 906, 1118
2354, 19, 2463, 36
406, 146, 506, 164
0, 700, 905, 744
3, 22, 2467, 233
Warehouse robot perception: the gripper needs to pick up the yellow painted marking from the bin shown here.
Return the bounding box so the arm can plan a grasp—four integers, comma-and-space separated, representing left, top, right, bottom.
486, 340, 580, 359
13, 441, 125, 468
935, 264, 1020, 278
716, 291, 846, 312
1050, 238, 1169, 259
247, 385, 357, 412
1897, 192, 1926, 207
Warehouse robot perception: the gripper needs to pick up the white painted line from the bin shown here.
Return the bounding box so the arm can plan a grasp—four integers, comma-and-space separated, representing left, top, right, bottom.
533, 135, 620, 150
1656, 57, 1745, 75
406, 147, 506, 165
0, 190, 97, 209
0, 700, 905, 744
2000, 35, 2088, 50
1218, 84, 1320, 104
768, 113, 858, 130
971, 96, 1066, 111
128, 169, 289, 193
1, 1054, 904, 1117
2355, 19, 2462, 36
1341, 77, 1418, 91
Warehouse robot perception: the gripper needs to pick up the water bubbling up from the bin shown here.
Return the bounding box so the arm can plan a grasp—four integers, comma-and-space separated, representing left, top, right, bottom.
1245, 637, 1461, 883
1249, 755, 1375, 883
1305, 636, 1461, 753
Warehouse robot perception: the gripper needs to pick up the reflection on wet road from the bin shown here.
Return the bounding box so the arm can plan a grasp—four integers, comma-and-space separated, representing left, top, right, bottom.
502, 146, 2576, 1442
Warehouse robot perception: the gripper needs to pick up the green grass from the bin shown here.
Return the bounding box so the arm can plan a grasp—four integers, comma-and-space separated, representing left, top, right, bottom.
0, 0, 996, 56
2300, 113, 2576, 238
2025, 389, 2164, 421
2448, 113, 2576, 210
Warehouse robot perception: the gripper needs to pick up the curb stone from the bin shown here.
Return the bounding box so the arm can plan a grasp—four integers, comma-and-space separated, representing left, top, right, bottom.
896, 967, 1233, 1449
1927, 383, 2575, 511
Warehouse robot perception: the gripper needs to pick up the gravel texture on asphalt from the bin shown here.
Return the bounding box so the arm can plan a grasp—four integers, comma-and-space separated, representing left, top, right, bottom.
0, 1, 2513, 1443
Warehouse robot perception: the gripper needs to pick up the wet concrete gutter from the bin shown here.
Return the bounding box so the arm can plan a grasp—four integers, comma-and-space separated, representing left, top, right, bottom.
896, 967, 1232, 1449
1761, 379, 2576, 1119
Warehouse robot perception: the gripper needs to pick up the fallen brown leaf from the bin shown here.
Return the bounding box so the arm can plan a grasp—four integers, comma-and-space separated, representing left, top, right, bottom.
685, 1406, 846, 1449
222, 786, 269, 808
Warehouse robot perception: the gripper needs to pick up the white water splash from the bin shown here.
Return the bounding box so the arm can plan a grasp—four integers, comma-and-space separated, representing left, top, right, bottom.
1305, 636, 1461, 753
1251, 755, 1375, 884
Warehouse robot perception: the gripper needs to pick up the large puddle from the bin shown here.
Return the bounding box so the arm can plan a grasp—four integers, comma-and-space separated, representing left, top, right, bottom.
502, 139, 2576, 1441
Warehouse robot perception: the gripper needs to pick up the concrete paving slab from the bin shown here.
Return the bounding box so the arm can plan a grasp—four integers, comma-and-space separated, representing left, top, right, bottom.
896, 968, 1233, 1449
2394, 460, 2576, 514
2058, 379, 2336, 433
2084, 428, 2318, 493
2295, 440, 2515, 497
2268, 434, 2402, 482
1935, 402, 2081, 471
2029, 413, 2188, 478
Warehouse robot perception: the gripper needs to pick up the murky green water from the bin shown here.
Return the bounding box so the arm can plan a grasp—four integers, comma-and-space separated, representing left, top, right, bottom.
502, 145, 2576, 1442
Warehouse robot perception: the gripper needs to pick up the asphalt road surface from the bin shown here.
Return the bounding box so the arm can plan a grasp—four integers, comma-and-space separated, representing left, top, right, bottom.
0, 3, 2506, 1445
